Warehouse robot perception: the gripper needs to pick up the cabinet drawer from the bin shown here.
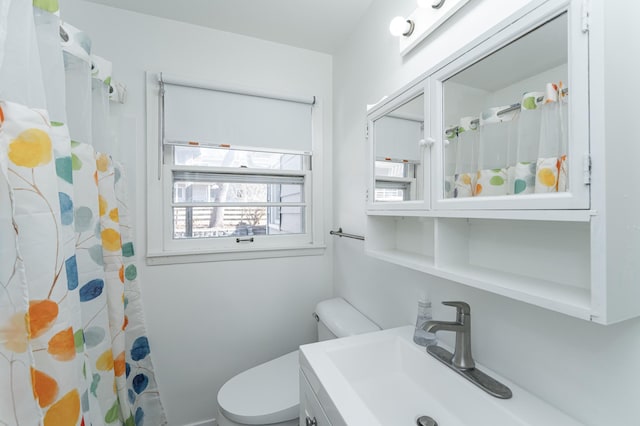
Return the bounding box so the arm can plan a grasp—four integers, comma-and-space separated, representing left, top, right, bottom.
300, 370, 331, 426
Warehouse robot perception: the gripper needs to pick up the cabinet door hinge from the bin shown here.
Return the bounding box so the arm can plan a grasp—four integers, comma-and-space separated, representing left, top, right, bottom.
365, 123, 369, 139
583, 153, 592, 185
581, 0, 590, 33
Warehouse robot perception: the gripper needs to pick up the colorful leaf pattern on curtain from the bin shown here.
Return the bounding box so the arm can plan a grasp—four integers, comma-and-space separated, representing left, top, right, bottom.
115, 163, 167, 426
1, 101, 84, 426
51, 119, 92, 425
0, 112, 166, 426
72, 141, 120, 425
96, 152, 129, 423
0, 107, 42, 426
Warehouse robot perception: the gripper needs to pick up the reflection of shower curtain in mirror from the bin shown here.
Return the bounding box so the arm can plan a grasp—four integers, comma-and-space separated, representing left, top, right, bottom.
453, 117, 478, 198
535, 82, 568, 193
0, 1, 167, 425
447, 83, 568, 198
476, 106, 518, 197
444, 131, 457, 199
508, 91, 544, 195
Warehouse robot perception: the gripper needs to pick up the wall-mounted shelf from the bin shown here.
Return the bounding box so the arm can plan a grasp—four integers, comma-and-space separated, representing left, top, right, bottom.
366, 248, 435, 272
367, 208, 595, 222
366, 215, 594, 321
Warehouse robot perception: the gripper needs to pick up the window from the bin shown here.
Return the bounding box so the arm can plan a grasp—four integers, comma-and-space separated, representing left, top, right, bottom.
146, 74, 325, 263
170, 147, 308, 240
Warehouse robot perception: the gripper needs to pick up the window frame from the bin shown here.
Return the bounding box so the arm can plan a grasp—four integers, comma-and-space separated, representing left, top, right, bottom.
145, 73, 326, 264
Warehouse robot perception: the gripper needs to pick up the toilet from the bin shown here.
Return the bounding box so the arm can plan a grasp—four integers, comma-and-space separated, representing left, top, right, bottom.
216, 297, 380, 426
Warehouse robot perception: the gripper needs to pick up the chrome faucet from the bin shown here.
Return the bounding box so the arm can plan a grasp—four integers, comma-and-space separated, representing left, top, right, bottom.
422, 301, 475, 370
422, 301, 513, 399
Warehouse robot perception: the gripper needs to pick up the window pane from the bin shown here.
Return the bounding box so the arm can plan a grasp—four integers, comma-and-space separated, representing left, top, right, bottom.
173, 206, 305, 239
374, 188, 407, 202
174, 146, 304, 170
173, 175, 304, 204
375, 181, 409, 202
375, 160, 413, 178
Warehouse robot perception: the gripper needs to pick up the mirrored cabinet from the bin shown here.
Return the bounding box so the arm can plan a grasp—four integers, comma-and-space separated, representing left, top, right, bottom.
443, 15, 568, 200
432, 3, 589, 210
365, 0, 640, 324
367, 83, 429, 211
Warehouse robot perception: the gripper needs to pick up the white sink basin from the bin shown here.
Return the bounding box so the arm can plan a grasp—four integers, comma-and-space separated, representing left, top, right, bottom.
299, 326, 582, 426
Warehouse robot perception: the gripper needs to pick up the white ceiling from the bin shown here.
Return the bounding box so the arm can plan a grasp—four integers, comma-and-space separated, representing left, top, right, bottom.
82, 0, 375, 53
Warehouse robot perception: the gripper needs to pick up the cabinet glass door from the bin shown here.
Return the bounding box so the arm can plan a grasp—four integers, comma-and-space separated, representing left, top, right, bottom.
368, 84, 430, 211
432, 1, 589, 210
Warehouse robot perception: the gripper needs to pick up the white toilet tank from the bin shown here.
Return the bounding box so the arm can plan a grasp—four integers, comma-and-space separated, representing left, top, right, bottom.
315, 297, 380, 341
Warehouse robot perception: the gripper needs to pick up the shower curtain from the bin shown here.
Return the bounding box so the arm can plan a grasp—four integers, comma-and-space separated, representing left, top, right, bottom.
0, 1, 167, 425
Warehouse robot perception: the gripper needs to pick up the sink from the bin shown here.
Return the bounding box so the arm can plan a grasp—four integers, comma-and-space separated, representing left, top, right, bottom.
299, 326, 581, 426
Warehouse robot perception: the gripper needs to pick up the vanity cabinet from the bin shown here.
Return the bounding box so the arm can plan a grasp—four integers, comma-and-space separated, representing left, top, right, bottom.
300, 371, 331, 426
365, 0, 640, 324
299, 368, 341, 426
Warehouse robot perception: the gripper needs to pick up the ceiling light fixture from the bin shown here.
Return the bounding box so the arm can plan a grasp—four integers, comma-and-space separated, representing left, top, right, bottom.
390, 0, 470, 55
389, 16, 416, 37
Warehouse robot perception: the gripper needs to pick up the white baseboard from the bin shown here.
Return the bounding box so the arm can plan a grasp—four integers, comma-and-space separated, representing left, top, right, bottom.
181, 419, 216, 426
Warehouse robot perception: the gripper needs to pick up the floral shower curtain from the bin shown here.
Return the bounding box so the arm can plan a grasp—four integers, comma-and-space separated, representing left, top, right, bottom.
0, 1, 166, 425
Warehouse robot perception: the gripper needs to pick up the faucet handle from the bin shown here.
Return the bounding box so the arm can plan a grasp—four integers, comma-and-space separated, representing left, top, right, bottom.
442, 301, 471, 321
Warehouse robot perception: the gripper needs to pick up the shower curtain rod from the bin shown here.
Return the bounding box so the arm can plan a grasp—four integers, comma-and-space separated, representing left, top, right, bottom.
444, 87, 569, 137
329, 228, 365, 241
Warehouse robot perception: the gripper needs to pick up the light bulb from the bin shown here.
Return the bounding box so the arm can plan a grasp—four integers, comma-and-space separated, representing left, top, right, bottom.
389, 16, 415, 37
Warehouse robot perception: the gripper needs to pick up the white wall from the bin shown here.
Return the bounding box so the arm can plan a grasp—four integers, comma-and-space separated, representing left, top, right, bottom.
59, 1, 333, 425
333, 0, 640, 425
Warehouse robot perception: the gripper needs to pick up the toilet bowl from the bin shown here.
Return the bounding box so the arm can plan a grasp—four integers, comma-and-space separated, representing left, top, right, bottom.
217, 351, 299, 426
216, 297, 379, 426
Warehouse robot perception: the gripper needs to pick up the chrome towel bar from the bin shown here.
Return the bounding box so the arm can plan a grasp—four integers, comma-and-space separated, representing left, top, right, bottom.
329, 228, 365, 241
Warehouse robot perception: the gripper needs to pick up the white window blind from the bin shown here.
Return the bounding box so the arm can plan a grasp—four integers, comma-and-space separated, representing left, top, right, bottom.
374, 115, 423, 162
162, 77, 314, 153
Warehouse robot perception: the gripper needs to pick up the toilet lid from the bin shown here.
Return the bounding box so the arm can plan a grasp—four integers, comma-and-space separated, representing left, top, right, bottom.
217, 350, 299, 425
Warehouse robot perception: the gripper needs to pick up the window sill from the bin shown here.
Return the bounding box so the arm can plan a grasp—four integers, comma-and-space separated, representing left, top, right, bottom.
146, 244, 326, 265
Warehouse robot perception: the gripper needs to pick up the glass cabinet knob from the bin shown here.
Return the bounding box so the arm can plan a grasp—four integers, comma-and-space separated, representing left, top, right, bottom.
419, 137, 436, 148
